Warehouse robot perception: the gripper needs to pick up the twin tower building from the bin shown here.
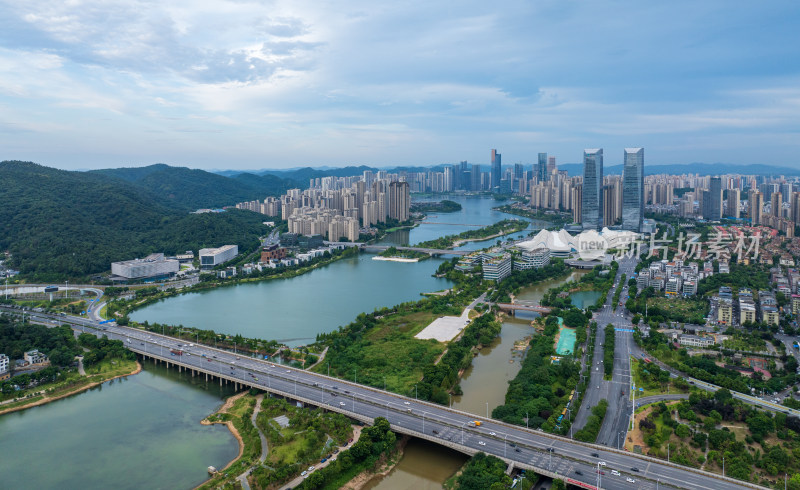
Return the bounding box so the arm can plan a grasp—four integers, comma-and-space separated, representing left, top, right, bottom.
582, 148, 644, 232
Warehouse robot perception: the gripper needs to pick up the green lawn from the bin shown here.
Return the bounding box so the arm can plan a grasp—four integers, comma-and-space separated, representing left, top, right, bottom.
630, 357, 688, 399
648, 296, 708, 320
315, 310, 447, 395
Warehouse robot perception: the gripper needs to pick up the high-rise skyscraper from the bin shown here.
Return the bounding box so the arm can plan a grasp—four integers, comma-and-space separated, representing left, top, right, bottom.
792, 192, 800, 226
727, 188, 740, 218
771, 192, 781, 218
547, 156, 557, 177
389, 181, 409, 222
703, 177, 723, 220
471, 164, 482, 191
581, 148, 603, 230
749, 191, 763, 225
622, 148, 644, 232
537, 153, 548, 183
491, 149, 501, 191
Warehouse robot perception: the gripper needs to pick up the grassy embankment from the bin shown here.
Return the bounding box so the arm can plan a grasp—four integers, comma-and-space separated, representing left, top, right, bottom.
197, 393, 260, 489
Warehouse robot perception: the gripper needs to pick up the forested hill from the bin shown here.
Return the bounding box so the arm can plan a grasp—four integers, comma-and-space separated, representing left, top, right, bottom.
0, 161, 268, 280
91, 163, 298, 211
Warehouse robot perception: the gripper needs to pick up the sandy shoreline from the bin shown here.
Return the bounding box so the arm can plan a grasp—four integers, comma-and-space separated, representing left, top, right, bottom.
0, 361, 143, 417
371, 256, 420, 263
199, 391, 248, 473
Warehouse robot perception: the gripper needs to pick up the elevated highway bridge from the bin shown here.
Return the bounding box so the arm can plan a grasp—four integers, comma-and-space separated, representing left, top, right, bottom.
2, 306, 766, 490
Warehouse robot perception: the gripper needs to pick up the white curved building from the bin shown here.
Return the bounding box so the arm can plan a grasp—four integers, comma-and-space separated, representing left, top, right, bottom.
516, 228, 639, 258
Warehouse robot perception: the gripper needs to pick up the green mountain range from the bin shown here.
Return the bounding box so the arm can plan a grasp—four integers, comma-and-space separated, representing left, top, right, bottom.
91, 163, 297, 211
1, 161, 291, 280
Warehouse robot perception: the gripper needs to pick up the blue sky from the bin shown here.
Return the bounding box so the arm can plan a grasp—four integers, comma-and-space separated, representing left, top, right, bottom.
1, 0, 799, 170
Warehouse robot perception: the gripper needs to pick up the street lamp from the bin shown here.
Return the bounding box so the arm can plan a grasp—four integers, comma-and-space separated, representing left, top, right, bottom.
486, 402, 489, 419
415, 384, 418, 400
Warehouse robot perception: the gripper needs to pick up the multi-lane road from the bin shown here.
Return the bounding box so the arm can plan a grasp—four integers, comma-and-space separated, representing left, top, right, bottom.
1, 305, 764, 490
574, 255, 638, 450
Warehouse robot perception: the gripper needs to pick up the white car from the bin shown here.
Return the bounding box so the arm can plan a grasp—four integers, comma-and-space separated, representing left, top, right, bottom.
489, 432, 496, 436
478, 441, 486, 446
627, 477, 635, 483
286, 370, 291, 373
339, 402, 346, 406
404, 401, 410, 405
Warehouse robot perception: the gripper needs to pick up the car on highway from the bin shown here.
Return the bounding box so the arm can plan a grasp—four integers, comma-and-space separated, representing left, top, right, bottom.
339, 402, 345, 406
611, 470, 620, 476
627, 477, 636, 483
489, 431, 496, 436
591, 452, 599, 457
575, 470, 583, 475
631, 467, 639, 472
404, 401, 410, 405
478, 441, 486, 446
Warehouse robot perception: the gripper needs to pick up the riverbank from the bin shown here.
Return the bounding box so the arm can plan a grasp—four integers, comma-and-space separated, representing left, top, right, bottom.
109, 247, 359, 321
343, 435, 410, 490
414, 219, 529, 250
451, 229, 512, 247
0, 359, 142, 416
492, 204, 571, 227
199, 391, 248, 474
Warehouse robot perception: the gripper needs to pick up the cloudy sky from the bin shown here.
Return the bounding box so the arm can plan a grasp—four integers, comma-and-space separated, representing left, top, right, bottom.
1, 0, 799, 170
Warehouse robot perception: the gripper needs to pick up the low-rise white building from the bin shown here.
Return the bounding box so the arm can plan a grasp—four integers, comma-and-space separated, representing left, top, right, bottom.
0, 353, 9, 374
482, 253, 512, 282
199, 245, 239, 270
678, 334, 715, 348
24, 349, 48, 365
111, 253, 179, 280
514, 247, 551, 270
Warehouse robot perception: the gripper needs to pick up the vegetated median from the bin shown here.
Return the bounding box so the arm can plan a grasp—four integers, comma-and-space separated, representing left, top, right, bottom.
603, 324, 615, 378
612, 274, 626, 311
573, 399, 608, 442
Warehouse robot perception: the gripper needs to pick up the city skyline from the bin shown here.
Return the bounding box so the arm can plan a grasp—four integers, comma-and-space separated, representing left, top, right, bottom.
1, 1, 799, 170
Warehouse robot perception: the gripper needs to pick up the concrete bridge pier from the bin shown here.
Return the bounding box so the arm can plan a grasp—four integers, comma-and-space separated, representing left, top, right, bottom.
506, 462, 515, 476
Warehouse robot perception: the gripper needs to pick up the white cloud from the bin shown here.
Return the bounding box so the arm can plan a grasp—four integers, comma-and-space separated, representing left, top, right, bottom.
0, 0, 798, 169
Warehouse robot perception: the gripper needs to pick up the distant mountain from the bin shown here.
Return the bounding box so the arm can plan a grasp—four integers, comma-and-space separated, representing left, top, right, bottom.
91, 164, 297, 211
1, 161, 269, 280
557, 162, 800, 177
258, 165, 377, 183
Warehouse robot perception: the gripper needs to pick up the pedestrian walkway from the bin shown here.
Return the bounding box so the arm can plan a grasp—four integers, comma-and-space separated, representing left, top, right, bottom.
236, 394, 269, 489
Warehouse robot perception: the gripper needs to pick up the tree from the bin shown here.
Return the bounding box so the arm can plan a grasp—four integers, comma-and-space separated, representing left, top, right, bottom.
552, 479, 566, 490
